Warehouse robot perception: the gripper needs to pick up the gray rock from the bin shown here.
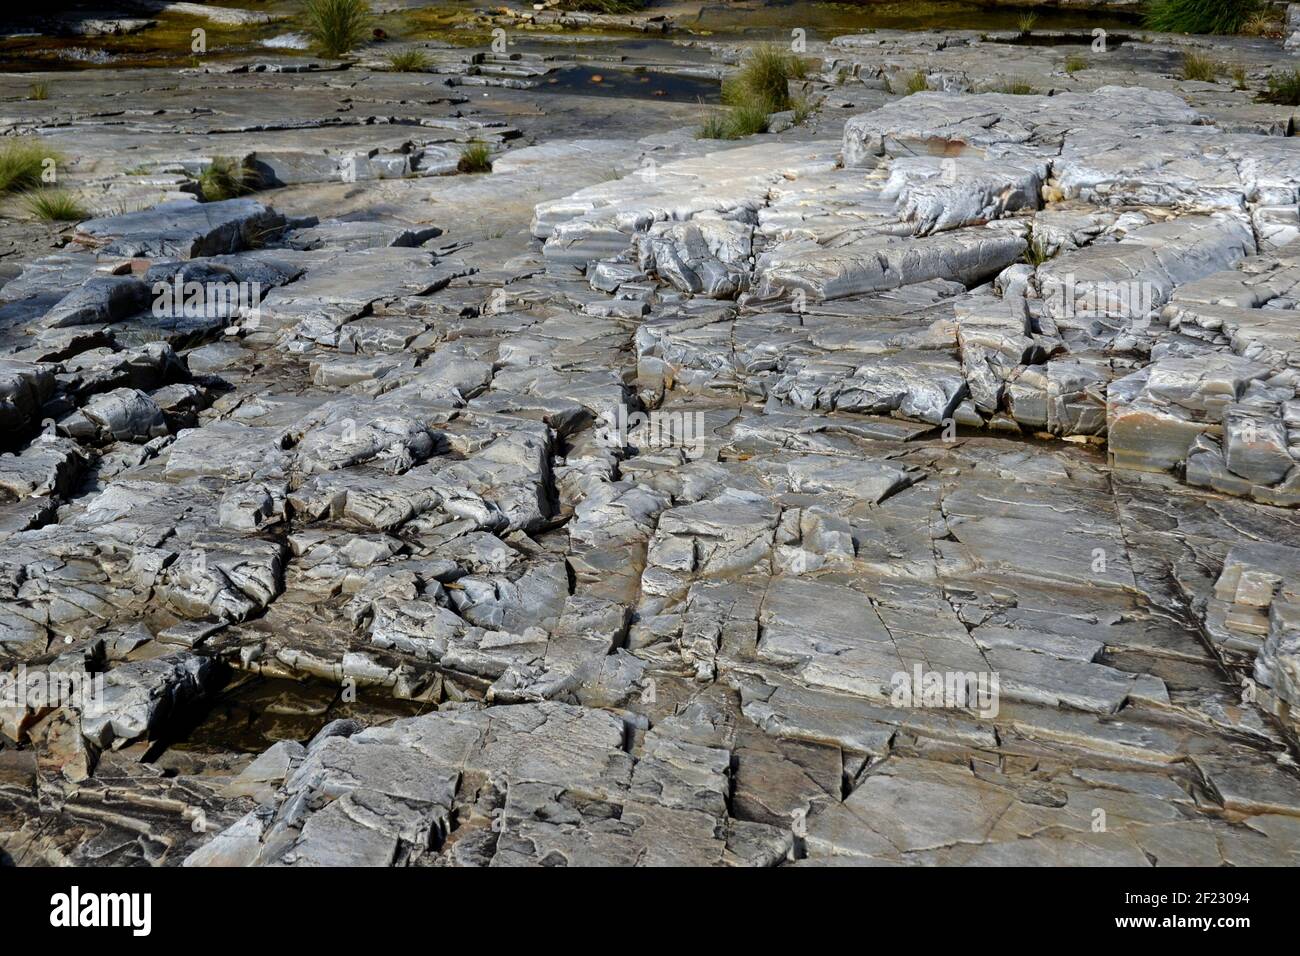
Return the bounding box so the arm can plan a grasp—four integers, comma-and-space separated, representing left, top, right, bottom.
81, 388, 168, 443
74, 199, 286, 259
41, 275, 151, 330
80, 653, 217, 749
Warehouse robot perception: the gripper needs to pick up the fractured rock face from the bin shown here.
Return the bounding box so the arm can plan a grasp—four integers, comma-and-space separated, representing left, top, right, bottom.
80, 653, 218, 751
841, 87, 1202, 166
882, 156, 1044, 236
7, 26, 1300, 872
74, 199, 287, 259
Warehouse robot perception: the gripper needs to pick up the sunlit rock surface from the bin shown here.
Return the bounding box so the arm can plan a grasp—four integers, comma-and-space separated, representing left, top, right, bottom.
2, 14, 1300, 868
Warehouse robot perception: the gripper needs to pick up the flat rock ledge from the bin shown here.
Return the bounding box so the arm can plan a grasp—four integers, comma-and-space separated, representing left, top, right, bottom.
2, 25, 1300, 868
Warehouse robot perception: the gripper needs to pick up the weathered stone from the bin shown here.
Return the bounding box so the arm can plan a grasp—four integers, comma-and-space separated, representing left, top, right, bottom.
74, 199, 286, 259
7, 25, 1300, 871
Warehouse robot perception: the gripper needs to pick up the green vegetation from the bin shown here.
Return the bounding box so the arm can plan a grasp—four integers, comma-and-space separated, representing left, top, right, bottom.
0, 138, 56, 196
1143, 0, 1262, 35
986, 80, 1038, 95
696, 112, 730, 140
791, 96, 813, 126
1263, 69, 1300, 105
1180, 51, 1221, 81
1022, 229, 1052, 267
1064, 55, 1088, 74
723, 96, 772, 136
304, 0, 371, 58
1231, 65, 1248, 90
1239, 12, 1281, 36
198, 156, 255, 201
457, 140, 492, 173
386, 49, 430, 72
699, 43, 808, 140
894, 69, 929, 95
696, 97, 770, 140
724, 43, 809, 113
23, 188, 88, 222
1018, 11, 1038, 34
27, 82, 48, 101
382, 49, 428, 71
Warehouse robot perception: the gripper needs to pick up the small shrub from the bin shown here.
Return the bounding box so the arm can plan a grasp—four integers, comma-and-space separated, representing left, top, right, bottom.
1263, 69, 1300, 105
1239, 12, 1281, 36
23, 188, 88, 222
987, 80, 1038, 95
1022, 230, 1052, 267
1144, 0, 1262, 35
728, 44, 808, 112
1180, 51, 1221, 81
198, 156, 255, 201
457, 140, 492, 173
696, 97, 770, 140
725, 97, 771, 137
791, 96, 813, 125
894, 70, 928, 96
304, 0, 371, 58
697, 112, 729, 140
0, 138, 55, 196
27, 82, 48, 101
705, 48, 804, 141
386, 49, 430, 72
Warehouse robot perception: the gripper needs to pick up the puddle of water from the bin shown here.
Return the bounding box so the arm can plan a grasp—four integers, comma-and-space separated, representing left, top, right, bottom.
533, 64, 721, 102
165, 672, 428, 755
0, 14, 283, 72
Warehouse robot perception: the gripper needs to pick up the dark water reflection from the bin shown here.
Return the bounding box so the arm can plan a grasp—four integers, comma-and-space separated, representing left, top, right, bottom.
691, 0, 1141, 38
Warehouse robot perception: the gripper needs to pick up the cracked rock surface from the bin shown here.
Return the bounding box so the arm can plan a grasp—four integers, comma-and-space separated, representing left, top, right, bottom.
3, 13, 1300, 868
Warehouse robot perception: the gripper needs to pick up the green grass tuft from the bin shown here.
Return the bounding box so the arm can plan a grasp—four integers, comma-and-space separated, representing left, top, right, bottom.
895, 69, 929, 95
701, 43, 807, 140
1239, 12, 1281, 35
723, 97, 772, 137
791, 96, 813, 126
24, 189, 88, 222
986, 80, 1038, 95
304, 0, 371, 58
696, 95, 771, 140
457, 140, 492, 173
386, 49, 430, 72
1018, 11, 1038, 34
1022, 229, 1052, 267
1144, 0, 1262, 35
1180, 51, 1221, 81
726, 44, 809, 113
1064, 55, 1088, 74
1262, 69, 1300, 105
27, 81, 48, 101
198, 156, 255, 201
696, 112, 730, 140
0, 138, 57, 196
